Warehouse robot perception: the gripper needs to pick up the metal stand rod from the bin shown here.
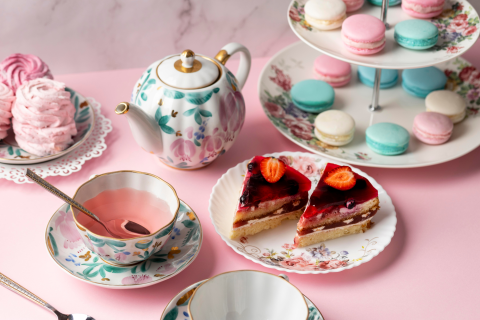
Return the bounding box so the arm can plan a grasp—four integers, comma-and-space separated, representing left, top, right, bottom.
369, 68, 383, 112
369, 0, 389, 112
380, 0, 390, 29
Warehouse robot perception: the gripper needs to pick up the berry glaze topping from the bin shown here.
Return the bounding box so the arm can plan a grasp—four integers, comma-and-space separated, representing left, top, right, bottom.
237, 156, 311, 210
302, 163, 378, 220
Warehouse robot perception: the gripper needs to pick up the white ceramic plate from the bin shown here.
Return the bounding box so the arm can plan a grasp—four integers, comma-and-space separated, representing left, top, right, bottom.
46, 200, 202, 289
209, 152, 396, 274
288, 0, 479, 69
0, 88, 94, 164
259, 41, 480, 168
161, 279, 325, 320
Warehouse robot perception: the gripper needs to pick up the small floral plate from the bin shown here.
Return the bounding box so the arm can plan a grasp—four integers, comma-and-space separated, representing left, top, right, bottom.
45, 200, 202, 289
209, 152, 396, 274
288, 0, 479, 69
0, 88, 94, 165
160, 279, 324, 320
259, 41, 480, 168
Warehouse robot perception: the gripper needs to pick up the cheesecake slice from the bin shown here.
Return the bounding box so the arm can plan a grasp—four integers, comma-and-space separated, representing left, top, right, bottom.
294, 163, 380, 248
230, 156, 311, 239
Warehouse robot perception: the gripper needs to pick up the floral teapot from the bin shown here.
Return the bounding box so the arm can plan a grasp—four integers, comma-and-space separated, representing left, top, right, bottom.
116, 43, 251, 170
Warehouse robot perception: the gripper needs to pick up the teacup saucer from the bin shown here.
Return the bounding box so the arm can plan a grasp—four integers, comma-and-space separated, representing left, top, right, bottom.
45, 200, 202, 289
161, 279, 324, 320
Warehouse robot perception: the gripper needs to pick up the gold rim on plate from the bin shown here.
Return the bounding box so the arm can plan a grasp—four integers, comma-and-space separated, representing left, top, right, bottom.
45, 199, 202, 288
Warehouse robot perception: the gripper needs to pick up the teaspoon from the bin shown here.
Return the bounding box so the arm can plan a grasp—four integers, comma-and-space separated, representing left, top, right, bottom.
26, 169, 150, 238
0, 272, 95, 320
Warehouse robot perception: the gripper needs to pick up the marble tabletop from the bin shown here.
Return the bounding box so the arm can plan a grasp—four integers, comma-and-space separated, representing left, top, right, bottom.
1, 44, 479, 319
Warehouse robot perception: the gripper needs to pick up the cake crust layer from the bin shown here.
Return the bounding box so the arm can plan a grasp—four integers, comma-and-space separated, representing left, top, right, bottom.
298, 197, 380, 231
230, 207, 305, 239
295, 218, 373, 248
234, 192, 307, 224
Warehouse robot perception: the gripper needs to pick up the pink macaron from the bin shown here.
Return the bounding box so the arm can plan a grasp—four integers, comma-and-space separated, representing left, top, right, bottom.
314, 55, 352, 87
413, 112, 453, 145
402, 0, 445, 19
341, 14, 386, 55
343, 0, 364, 12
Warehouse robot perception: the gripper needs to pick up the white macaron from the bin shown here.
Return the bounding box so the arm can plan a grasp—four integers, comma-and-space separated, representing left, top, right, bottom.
425, 90, 466, 124
314, 110, 355, 146
305, 0, 347, 31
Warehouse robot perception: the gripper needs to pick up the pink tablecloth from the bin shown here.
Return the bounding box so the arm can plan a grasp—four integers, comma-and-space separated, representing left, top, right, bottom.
1, 42, 480, 320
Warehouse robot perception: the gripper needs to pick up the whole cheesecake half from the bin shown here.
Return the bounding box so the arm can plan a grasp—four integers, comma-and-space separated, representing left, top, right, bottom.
230, 156, 311, 239
294, 163, 380, 247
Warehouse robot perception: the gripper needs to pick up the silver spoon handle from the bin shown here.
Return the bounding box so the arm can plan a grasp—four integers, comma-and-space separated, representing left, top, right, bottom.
0, 273, 56, 313
26, 169, 100, 221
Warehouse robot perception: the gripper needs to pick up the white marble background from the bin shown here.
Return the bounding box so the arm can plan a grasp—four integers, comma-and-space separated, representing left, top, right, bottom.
0, 0, 298, 74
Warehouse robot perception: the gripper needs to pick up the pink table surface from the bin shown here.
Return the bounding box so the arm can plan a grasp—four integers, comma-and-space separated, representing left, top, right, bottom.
1, 42, 480, 320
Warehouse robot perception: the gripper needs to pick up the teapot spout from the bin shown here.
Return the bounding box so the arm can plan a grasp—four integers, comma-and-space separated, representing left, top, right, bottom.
115, 102, 163, 156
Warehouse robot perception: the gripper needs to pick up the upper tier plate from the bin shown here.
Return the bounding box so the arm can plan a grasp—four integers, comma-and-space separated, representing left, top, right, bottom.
288, 0, 479, 69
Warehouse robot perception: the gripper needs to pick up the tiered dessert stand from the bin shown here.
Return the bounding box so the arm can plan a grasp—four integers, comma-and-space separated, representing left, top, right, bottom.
258, 0, 480, 168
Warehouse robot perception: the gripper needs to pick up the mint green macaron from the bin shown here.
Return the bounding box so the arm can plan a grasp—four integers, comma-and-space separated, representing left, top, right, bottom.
394, 19, 439, 50
291, 80, 335, 113
366, 122, 410, 155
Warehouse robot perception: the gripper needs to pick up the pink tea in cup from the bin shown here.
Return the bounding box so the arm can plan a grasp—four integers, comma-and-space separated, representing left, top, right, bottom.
76, 187, 173, 238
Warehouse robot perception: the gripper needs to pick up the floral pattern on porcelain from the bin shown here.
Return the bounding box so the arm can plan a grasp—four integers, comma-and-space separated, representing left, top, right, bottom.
161, 280, 324, 320
0, 88, 94, 162
262, 56, 479, 163
129, 55, 247, 170
46, 200, 202, 287
238, 237, 378, 272
444, 58, 480, 116
289, 0, 479, 54
262, 64, 373, 162
432, 1, 479, 52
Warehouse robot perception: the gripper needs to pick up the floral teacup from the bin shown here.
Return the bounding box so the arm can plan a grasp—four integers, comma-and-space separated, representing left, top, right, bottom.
71, 171, 180, 266
188, 270, 309, 320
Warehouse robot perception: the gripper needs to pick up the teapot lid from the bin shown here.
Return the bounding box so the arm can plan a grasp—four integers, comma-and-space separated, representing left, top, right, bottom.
157, 50, 221, 89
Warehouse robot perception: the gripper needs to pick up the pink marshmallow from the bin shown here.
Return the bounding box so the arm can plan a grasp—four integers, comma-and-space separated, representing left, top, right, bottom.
0, 53, 53, 93
11, 78, 77, 156
0, 83, 15, 139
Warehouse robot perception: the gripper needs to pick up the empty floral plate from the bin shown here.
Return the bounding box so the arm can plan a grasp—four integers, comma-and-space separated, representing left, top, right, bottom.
0, 88, 94, 164
209, 152, 396, 274
45, 200, 202, 288
161, 279, 324, 320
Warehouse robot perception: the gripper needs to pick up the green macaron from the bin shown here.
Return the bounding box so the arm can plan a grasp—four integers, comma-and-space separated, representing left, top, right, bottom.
291, 80, 335, 113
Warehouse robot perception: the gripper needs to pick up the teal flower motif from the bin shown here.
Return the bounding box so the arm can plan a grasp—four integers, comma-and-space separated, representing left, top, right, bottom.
155, 107, 175, 134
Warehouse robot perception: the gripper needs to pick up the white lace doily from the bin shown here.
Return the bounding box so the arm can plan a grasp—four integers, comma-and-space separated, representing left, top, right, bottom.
0, 98, 112, 184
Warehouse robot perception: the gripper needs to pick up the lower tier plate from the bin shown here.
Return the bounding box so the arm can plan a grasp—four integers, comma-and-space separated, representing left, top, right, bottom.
258, 41, 480, 168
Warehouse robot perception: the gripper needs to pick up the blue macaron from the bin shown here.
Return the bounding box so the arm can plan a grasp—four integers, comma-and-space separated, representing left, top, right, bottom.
367, 0, 401, 6
366, 122, 410, 156
357, 66, 399, 89
291, 79, 335, 113
394, 20, 439, 50
402, 67, 447, 98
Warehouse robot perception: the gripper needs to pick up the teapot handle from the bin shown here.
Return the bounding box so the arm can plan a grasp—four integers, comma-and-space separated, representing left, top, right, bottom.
214, 43, 251, 90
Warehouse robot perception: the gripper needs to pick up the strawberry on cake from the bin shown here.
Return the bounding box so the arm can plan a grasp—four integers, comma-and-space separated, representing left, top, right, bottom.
231, 156, 311, 239
294, 163, 380, 247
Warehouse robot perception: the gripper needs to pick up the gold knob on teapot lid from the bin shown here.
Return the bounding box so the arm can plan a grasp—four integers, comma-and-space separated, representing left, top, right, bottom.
174, 50, 202, 73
